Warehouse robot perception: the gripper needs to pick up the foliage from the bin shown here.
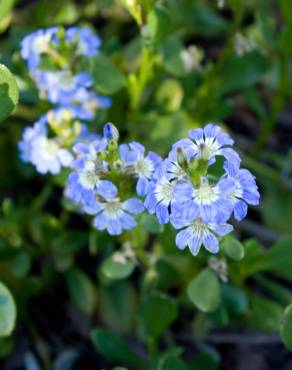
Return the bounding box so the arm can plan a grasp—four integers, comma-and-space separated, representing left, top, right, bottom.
0, 0, 292, 369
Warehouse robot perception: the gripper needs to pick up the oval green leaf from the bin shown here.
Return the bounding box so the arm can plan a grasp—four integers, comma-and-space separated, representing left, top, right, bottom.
221, 236, 245, 261
0, 64, 19, 122
280, 304, 292, 351
91, 328, 148, 369
187, 268, 221, 312
0, 281, 16, 337
90, 54, 127, 95
101, 256, 135, 280
138, 292, 178, 339
65, 268, 96, 315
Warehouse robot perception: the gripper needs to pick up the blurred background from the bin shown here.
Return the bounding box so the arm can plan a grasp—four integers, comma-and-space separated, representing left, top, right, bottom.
0, 1, 292, 369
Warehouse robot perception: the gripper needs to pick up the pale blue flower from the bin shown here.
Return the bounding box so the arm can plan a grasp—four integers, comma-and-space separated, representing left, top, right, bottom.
119, 142, 162, 196
35, 70, 92, 105
30, 136, 73, 175
104, 122, 119, 141
144, 160, 176, 224
18, 107, 95, 174
172, 123, 241, 167
65, 27, 101, 57
92, 197, 144, 235
173, 176, 234, 220
20, 27, 58, 69
224, 161, 260, 221
18, 116, 47, 162
21, 26, 101, 70
170, 208, 233, 255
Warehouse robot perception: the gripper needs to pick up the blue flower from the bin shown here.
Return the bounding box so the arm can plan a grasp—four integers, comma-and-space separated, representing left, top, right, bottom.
18, 107, 90, 174
18, 116, 47, 162
170, 208, 233, 255
173, 176, 235, 221
65, 27, 101, 57
65, 138, 118, 207
119, 142, 162, 196
35, 70, 92, 105
19, 118, 73, 175
69, 93, 111, 121
172, 123, 241, 167
104, 122, 119, 141
30, 136, 73, 175
92, 197, 144, 236
224, 161, 260, 221
20, 27, 58, 69
144, 160, 177, 224
21, 27, 101, 70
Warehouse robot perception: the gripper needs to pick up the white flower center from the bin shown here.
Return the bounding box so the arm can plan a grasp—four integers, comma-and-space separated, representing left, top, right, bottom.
231, 179, 243, 200
58, 72, 76, 90
168, 161, 186, 181
76, 39, 88, 55
37, 137, 59, 160
193, 178, 219, 205
197, 140, 220, 160
32, 35, 50, 54
79, 170, 99, 189
154, 178, 174, 206
104, 200, 123, 220
135, 158, 153, 177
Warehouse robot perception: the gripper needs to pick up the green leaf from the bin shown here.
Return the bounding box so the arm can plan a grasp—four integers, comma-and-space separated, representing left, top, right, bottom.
280, 304, 292, 351
221, 284, 248, 315
139, 292, 178, 339
99, 281, 136, 334
140, 214, 164, 234
101, 256, 135, 280
0, 64, 19, 122
221, 236, 245, 261
280, 0, 292, 25
159, 36, 187, 77
148, 4, 172, 47
91, 54, 127, 95
248, 293, 282, 332
0, 0, 14, 22
91, 328, 147, 369
11, 252, 31, 278
51, 231, 87, 256
158, 354, 189, 370
191, 348, 220, 370
156, 79, 183, 112
65, 268, 96, 315
187, 268, 220, 312
0, 281, 16, 337
261, 236, 292, 278
218, 52, 267, 95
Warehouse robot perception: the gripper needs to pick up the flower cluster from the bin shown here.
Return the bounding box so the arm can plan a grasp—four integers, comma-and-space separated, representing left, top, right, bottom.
19, 27, 111, 174
145, 124, 260, 255
65, 123, 161, 235
20, 26, 110, 119
18, 108, 90, 174
18, 29, 260, 256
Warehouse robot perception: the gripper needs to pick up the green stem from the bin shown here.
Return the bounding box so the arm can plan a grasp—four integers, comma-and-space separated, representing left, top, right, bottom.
147, 336, 159, 359
129, 45, 153, 110
242, 154, 288, 186
253, 50, 290, 155
44, 46, 68, 69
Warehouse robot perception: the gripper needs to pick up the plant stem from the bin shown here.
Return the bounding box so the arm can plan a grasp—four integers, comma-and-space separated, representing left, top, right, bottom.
129, 45, 153, 110
253, 50, 290, 155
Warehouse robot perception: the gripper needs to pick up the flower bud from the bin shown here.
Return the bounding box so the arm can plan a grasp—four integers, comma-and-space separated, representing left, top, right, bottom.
176, 147, 188, 168
108, 138, 118, 152
103, 122, 119, 141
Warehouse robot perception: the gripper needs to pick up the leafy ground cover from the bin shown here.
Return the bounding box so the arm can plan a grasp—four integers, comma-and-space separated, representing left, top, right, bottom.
1, 1, 292, 369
